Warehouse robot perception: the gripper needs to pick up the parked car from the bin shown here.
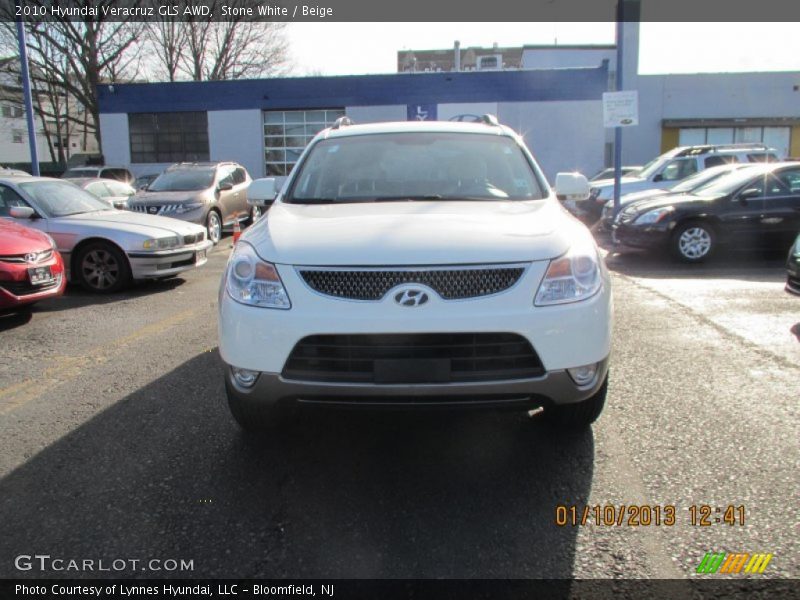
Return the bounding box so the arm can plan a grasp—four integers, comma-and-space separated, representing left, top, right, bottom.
612, 162, 800, 262
0, 176, 212, 293
74, 178, 136, 210
577, 143, 780, 225
787, 233, 800, 296
599, 163, 760, 229
134, 173, 160, 190
590, 165, 642, 182
0, 217, 66, 312
1, 166, 30, 177
62, 165, 135, 185
130, 162, 254, 245
219, 118, 612, 432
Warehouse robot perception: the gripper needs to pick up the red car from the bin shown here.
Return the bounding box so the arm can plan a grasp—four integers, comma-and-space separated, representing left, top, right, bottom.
0, 219, 66, 312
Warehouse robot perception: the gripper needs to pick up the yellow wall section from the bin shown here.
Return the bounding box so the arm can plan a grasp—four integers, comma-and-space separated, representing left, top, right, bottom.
790, 126, 800, 158
661, 127, 679, 153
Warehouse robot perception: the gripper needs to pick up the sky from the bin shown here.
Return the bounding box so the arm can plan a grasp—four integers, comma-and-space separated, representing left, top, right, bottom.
284, 22, 800, 77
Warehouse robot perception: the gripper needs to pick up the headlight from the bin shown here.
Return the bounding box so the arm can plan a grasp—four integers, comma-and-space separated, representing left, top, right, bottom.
44, 233, 57, 250
142, 236, 180, 250
634, 207, 673, 225
225, 242, 291, 309
175, 202, 204, 214
534, 245, 602, 306
792, 237, 800, 256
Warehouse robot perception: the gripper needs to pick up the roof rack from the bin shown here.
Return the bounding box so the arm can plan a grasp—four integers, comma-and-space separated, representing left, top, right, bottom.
480, 114, 499, 126
332, 116, 353, 129
676, 143, 770, 157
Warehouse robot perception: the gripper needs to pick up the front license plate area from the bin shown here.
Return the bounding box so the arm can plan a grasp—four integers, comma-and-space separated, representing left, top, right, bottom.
374, 359, 451, 384
28, 266, 54, 285
195, 249, 207, 263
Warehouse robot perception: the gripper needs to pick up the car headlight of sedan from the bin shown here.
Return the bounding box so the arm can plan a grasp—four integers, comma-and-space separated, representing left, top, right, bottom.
174, 202, 204, 214
225, 242, 291, 309
634, 207, 673, 225
142, 236, 180, 250
535, 244, 602, 306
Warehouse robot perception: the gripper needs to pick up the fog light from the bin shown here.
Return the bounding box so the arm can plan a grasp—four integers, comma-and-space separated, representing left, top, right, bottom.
567, 363, 598, 386
231, 367, 259, 388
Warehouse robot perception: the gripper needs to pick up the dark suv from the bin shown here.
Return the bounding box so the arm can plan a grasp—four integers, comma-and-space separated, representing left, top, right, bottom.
129, 162, 254, 244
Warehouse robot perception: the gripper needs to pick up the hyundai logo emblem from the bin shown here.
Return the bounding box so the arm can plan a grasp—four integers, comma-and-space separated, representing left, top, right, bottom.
394, 288, 429, 307
24, 252, 38, 263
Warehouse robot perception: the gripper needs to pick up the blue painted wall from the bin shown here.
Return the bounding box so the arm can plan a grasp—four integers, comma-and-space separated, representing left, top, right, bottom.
98, 67, 608, 114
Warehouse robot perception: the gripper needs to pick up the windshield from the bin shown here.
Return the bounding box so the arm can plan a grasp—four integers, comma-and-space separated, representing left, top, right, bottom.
636, 156, 670, 180
671, 166, 734, 193
287, 132, 546, 203
148, 169, 215, 192
693, 166, 772, 197
63, 168, 99, 178
20, 180, 112, 217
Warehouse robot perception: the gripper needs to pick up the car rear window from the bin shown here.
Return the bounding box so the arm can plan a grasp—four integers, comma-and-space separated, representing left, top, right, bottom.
148, 169, 215, 192
288, 132, 546, 203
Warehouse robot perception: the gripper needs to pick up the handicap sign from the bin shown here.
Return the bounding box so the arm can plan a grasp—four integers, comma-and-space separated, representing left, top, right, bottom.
407, 104, 437, 121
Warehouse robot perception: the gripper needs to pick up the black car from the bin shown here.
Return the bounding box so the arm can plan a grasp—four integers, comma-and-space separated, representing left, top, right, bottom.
787, 233, 800, 295
612, 162, 800, 262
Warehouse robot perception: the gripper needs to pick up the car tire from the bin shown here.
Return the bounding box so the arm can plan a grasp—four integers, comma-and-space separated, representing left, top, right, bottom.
546, 374, 608, 430
75, 241, 131, 294
225, 377, 284, 433
248, 205, 262, 226
207, 210, 222, 245
671, 221, 716, 263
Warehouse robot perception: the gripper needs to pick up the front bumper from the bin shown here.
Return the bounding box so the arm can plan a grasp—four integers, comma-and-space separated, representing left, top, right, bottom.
224, 356, 610, 410
127, 240, 213, 279
0, 254, 66, 309
612, 221, 672, 249
787, 261, 800, 296
219, 260, 613, 408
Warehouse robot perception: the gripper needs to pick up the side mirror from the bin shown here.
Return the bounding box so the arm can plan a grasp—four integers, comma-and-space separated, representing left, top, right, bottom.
554, 172, 590, 201
218, 181, 234, 192
247, 178, 278, 206
652, 174, 664, 183
738, 188, 761, 202
9, 206, 35, 219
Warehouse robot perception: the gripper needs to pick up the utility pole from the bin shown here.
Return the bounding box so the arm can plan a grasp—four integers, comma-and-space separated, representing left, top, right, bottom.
612, 1, 624, 220
15, 16, 39, 176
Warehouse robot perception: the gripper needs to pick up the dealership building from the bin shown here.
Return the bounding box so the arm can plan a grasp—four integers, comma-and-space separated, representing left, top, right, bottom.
98, 22, 800, 183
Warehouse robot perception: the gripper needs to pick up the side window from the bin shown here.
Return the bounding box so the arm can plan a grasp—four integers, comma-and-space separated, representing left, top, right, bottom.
766, 169, 800, 198
704, 155, 737, 168
747, 153, 778, 163
232, 167, 246, 185
217, 166, 235, 188
660, 159, 698, 182
0, 185, 30, 216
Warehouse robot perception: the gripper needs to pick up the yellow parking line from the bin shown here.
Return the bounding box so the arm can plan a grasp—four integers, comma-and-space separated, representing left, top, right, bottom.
0, 308, 200, 415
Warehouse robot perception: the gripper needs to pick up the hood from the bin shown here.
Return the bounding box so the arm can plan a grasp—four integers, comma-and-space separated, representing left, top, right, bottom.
625, 192, 721, 215
51, 210, 206, 238
618, 188, 670, 206
0, 219, 52, 254
132, 190, 206, 204
243, 199, 584, 266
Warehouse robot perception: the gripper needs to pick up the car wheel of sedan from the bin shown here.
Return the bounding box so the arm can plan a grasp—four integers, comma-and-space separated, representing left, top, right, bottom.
671, 221, 716, 262
546, 375, 608, 430
207, 210, 222, 245
248, 205, 262, 226
76, 242, 131, 293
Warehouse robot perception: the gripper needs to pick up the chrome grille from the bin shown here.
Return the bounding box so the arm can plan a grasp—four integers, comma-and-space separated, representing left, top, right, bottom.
0, 249, 54, 264
130, 205, 162, 215
298, 265, 526, 301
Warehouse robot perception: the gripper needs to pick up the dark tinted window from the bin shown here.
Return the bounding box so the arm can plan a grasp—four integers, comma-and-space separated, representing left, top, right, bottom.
0, 184, 29, 216
232, 167, 247, 185
748, 153, 779, 162
129, 112, 209, 163
148, 168, 215, 192
101, 168, 132, 182
704, 155, 738, 168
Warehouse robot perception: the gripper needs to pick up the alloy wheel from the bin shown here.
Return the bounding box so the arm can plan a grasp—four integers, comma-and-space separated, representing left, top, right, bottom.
678, 227, 712, 259
208, 211, 222, 244
81, 249, 120, 291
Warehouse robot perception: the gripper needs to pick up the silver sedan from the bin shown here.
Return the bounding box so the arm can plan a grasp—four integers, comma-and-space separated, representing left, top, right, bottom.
0, 176, 212, 293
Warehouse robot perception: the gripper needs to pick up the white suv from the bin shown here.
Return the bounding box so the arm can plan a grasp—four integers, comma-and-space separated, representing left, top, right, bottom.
218, 118, 612, 431
581, 143, 780, 224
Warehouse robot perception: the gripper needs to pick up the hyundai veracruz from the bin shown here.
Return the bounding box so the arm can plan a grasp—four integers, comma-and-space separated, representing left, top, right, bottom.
218, 118, 612, 431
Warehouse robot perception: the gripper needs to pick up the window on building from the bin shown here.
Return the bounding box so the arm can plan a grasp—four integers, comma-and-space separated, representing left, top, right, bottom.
263, 109, 345, 176
12, 130, 23, 144
128, 112, 209, 164
678, 126, 791, 159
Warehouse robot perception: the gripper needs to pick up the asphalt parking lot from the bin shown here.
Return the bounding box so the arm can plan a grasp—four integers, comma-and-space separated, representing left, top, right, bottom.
0, 235, 797, 580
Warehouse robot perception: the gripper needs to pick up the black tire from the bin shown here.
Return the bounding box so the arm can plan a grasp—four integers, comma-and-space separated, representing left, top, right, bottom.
225, 376, 282, 433
74, 241, 131, 294
670, 221, 716, 263
547, 374, 608, 430
248, 205, 262, 226
206, 210, 223, 245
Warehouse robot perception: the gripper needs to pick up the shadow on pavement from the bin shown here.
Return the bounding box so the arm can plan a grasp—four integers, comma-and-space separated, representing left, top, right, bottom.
30, 277, 189, 314
0, 350, 594, 579
0, 308, 33, 332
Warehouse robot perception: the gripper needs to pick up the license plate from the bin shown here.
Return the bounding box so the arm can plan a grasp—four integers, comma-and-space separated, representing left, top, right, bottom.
195, 249, 207, 263
28, 265, 54, 285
